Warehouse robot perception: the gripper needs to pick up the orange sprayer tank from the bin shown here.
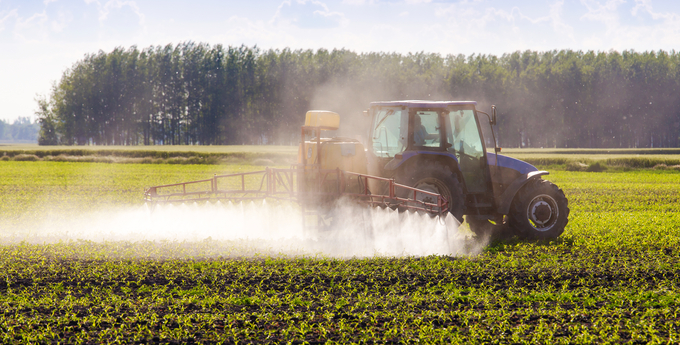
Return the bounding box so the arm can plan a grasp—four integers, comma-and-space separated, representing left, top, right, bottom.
297, 137, 368, 174
297, 110, 367, 174
297, 111, 369, 199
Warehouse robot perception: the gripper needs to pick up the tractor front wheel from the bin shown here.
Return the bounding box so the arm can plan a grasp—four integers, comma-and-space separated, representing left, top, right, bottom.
508, 179, 569, 240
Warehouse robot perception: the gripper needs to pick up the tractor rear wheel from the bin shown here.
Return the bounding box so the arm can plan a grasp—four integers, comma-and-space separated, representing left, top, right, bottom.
508, 179, 569, 240
396, 162, 465, 223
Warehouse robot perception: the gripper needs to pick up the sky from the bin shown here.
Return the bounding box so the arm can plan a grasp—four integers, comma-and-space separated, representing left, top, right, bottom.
0, 0, 679, 123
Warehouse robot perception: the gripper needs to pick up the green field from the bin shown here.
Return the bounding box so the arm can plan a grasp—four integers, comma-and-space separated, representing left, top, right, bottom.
4, 144, 680, 169
0, 144, 298, 153
0, 162, 268, 229
500, 148, 680, 169
1, 160, 680, 343
0, 144, 299, 166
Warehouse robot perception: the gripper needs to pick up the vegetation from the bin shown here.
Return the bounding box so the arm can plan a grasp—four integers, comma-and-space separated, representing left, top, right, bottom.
0, 161, 265, 228
3, 145, 680, 169
499, 148, 680, 170
0, 117, 39, 143
0, 145, 297, 165
37, 45, 680, 148
1, 161, 680, 342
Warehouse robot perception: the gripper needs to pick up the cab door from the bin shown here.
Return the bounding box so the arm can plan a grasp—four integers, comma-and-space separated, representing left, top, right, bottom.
444, 108, 491, 194
367, 106, 408, 178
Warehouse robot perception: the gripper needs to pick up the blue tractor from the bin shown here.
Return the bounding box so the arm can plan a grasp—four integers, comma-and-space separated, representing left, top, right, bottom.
366, 101, 569, 240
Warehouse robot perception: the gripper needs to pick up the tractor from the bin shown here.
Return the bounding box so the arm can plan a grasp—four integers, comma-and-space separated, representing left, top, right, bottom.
145, 100, 569, 241
364, 100, 569, 240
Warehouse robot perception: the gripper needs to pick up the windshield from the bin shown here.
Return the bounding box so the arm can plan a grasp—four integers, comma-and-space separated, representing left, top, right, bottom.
371, 107, 407, 158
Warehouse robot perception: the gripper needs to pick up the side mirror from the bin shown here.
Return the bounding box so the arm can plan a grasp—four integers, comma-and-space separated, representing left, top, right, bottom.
491, 105, 497, 126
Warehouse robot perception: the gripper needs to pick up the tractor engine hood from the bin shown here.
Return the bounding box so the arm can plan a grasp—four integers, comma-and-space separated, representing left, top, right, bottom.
486, 152, 538, 174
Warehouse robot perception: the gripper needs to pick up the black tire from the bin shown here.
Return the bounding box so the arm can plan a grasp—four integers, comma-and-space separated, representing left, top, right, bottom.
508, 179, 569, 240
395, 161, 465, 223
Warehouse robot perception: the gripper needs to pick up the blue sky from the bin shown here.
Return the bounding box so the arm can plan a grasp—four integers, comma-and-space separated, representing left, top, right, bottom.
1, 0, 679, 122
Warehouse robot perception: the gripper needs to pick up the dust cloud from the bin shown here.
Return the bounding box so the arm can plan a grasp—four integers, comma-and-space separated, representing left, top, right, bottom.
0, 82, 494, 259
1, 200, 487, 259
307, 79, 475, 142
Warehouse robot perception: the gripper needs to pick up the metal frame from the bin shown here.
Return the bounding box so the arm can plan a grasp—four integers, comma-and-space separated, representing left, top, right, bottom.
144, 167, 448, 214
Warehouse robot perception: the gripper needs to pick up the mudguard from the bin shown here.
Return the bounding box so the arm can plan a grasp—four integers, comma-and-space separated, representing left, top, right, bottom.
497, 171, 549, 215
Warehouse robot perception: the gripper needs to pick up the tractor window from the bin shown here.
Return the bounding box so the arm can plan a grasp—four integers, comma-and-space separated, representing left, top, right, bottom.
413, 111, 441, 148
446, 108, 487, 193
446, 109, 484, 159
371, 108, 406, 158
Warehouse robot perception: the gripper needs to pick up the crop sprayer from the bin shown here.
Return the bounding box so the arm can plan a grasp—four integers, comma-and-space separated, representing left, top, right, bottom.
145, 101, 569, 240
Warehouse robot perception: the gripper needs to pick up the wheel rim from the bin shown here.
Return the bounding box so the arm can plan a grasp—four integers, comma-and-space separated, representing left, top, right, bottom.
414, 178, 451, 206
526, 194, 559, 231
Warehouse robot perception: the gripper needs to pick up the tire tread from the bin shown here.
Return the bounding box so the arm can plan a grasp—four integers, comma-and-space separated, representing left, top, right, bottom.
509, 179, 569, 240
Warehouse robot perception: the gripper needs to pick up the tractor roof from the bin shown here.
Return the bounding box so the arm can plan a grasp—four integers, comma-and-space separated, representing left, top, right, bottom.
369, 100, 477, 108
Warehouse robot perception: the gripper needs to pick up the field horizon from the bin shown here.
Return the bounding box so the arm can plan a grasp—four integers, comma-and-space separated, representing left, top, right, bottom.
2, 144, 680, 169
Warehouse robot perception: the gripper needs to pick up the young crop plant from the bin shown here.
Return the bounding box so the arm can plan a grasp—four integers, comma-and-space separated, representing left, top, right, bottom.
1, 161, 680, 342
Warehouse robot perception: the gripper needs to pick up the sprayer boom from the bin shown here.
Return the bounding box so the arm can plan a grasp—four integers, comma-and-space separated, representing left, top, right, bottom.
144, 167, 448, 215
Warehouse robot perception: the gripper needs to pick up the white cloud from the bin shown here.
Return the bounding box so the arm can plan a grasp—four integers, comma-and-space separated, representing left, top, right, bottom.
271, 0, 347, 29
13, 11, 50, 42
629, 0, 680, 48
434, 2, 478, 19
579, 0, 625, 31
577, 0, 680, 51
0, 9, 18, 33
549, 0, 574, 39
434, 1, 574, 47
103, 0, 144, 26
632, 0, 680, 21
215, 16, 281, 46
428, 1, 586, 54
84, 0, 145, 26
50, 9, 73, 33
631, 0, 650, 16
341, 0, 376, 4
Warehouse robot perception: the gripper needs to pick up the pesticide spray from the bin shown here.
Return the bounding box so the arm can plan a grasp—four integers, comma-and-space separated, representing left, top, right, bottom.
1, 200, 487, 259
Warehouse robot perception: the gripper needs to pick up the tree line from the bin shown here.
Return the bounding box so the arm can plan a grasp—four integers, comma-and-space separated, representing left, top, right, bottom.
0, 117, 39, 143
37, 43, 680, 148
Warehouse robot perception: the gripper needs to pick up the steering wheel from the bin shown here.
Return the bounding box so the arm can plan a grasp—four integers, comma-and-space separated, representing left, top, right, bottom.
456, 150, 479, 166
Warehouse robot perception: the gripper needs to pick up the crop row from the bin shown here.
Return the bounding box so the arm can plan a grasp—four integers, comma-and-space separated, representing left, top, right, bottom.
0, 161, 679, 343
1, 245, 679, 343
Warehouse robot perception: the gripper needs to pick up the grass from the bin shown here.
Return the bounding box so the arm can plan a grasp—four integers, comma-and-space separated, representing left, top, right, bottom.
499, 148, 680, 169
3, 144, 680, 169
1, 161, 680, 342
0, 161, 271, 229
0, 143, 299, 153
0, 144, 298, 165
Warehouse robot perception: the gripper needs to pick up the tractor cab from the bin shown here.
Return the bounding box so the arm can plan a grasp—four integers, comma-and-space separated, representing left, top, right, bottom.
367, 101, 494, 215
